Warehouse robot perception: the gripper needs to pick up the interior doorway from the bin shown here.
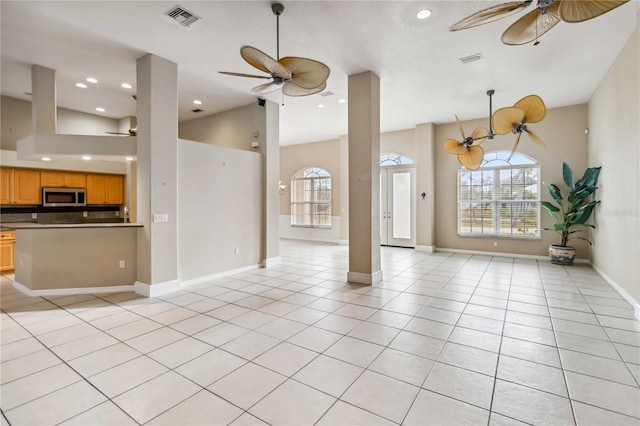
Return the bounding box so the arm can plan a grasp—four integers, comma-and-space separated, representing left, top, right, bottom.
379, 154, 416, 248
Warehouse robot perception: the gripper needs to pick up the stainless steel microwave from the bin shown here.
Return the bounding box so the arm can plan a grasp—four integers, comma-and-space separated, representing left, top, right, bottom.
42, 187, 86, 207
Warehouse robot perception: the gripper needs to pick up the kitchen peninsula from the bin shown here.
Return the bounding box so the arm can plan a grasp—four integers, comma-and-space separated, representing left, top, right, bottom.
7, 222, 142, 295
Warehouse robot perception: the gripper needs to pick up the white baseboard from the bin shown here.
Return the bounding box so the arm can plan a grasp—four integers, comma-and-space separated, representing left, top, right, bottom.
338, 239, 349, 246
434, 247, 590, 263
261, 257, 281, 268
592, 264, 640, 321
415, 245, 435, 253
134, 279, 181, 298
181, 264, 260, 288
13, 281, 134, 297
347, 270, 383, 285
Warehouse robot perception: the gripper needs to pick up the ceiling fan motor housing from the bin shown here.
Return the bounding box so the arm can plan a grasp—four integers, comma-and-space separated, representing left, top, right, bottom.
272, 3, 284, 16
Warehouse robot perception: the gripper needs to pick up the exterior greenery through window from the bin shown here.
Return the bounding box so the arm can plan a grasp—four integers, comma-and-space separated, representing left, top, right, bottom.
458, 152, 540, 238
291, 167, 332, 227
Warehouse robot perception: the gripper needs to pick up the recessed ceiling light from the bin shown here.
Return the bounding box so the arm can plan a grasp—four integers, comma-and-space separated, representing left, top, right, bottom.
86, 77, 98, 84
416, 9, 432, 19
76, 83, 87, 88
42, 157, 52, 161
318, 104, 325, 109
338, 99, 346, 104
193, 99, 202, 105
82, 155, 92, 161
96, 107, 105, 112
125, 156, 135, 161
121, 83, 132, 89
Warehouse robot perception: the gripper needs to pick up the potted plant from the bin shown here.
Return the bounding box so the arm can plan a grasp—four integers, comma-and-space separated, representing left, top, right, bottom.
541, 162, 601, 265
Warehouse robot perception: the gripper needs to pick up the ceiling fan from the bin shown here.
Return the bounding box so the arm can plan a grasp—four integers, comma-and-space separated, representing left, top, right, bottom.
492, 94, 546, 158
219, 3, 330, 96
450, 0, 630, 45
106, 127, 137, 137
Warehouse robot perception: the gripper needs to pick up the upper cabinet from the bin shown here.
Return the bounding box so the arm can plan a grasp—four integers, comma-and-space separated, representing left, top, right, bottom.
0, 168, 41, 205
87, 173, 124, 205
41, 171, 87, 188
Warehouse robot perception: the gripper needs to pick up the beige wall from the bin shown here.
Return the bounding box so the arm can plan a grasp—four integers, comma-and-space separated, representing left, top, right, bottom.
279, 138, 341, 216
588, 23, 639, 304
434, 104, 590, 258
178, 139, 262, 281
381, 129, 416, 161
1, 96, 119, 151
15, 227, 137, 290
178, 103, 259, 151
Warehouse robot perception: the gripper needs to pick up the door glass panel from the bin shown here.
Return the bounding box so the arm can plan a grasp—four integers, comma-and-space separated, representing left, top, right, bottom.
392, 172, 411, 239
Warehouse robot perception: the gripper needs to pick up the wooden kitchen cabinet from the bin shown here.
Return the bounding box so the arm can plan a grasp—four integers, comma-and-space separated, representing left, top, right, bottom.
41, 171, 87, 188
87, 173, 124, 205
0, 168, 41, 205
0, 230, 15, 272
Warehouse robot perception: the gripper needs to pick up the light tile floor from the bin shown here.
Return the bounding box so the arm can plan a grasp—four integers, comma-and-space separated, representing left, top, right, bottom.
1, 240, 640, 425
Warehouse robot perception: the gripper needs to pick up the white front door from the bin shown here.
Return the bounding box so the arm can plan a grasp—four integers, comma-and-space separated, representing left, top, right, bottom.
380, 168, 416, 247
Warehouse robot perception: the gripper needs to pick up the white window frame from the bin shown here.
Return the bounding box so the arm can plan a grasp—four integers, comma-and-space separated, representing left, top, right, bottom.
457, 152, 541, 239
290, 167, 332, 228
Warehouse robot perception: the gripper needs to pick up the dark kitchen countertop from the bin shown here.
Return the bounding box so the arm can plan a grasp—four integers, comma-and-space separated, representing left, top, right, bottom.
3, 222, 143, 229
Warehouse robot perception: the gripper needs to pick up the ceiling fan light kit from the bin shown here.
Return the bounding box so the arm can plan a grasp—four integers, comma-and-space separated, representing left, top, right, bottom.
219, 3, 330, 98
450, 0, 630, 46
442, 91, 547, 170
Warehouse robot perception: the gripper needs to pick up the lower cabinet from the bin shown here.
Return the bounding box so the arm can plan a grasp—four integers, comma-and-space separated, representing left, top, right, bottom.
0, 231, 15, 272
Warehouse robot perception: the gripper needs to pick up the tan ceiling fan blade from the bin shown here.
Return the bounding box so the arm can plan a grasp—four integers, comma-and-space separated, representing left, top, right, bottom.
106, 132, 133, 136
450, 1, 531, 31
283, 81, 326, 97
501, 2, 561, 45
509, 132, 523, 160
470, 127, 489, 145
525, 128, 545, 147
458, 146, 484, 170
493, 107, 525, 135
443, 139, 467, 155
454, 114, 466, 139
559, 0, 630, 23
514, 94, 546, 123
251, 82, 281, 95
218, 71, 272, 79
240, 46, 291, 79
279, 56, 330, 90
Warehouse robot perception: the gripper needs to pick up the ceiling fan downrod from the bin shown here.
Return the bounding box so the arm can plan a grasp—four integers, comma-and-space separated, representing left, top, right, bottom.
272, 3, 284, 61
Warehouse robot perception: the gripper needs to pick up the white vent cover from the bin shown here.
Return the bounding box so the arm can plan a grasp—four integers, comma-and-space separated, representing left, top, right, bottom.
166, 5, 201, 27
319, 91, 334, 97
459, 53, 482, 64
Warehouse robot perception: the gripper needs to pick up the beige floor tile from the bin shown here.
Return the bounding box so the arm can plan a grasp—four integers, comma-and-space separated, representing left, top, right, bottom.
572, 401, 640, 426
404, 389, 490, 425
147, 389, 243, 425
193, 322, 249, 346
175, 348, 246, 387
368, 348, 434, 386
254, 342, 317, 376
437, 342, 499, 376
0, 337, 46, 363
499, 336, 561, 368
221, 331, 280, 360
0, 363, 81, 410
125, 327, 185, 354
423, 362, 494, 409
489, 412, 529, 425
348, 321, 399, 346
229, 310, 278, 329
249, 379, 336, 424
207, 362, 286, 410
492, 380, 575, 425
287, 325, 342, 352
147, 337, 213, 369
293, 354, 363, 397
560, 349, 637, 386
447, 326, 502, 353
229, 412, 268, 425
68, 342, 141, 377
366, 309, 412, 329
60, 401, 137, 425
49, 332, 118, 361
105, 318, 164, 341
342, 370, 419, 424
149, 306, 198, 326
4, 381, 107, 425
112, 371, 201, 424
87, 355, 168, 397
36, 322, 99, 346
388, 330, 445, 360
168, 314, 221, 335
565, 371, 640, 418
317, 400, 396, 425
325, 336, 384, 368
89, 310, 141, 330
0, 349, 61, 384
497, 354, 568, 397
404, 317, 454, 340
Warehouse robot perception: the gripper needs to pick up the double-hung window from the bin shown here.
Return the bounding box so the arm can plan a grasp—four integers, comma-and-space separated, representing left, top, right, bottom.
291, 167, 331, 227
458, 152, 540, 238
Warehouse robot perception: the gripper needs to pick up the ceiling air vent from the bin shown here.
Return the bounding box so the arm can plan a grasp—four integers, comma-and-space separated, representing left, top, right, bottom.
166, 5, 201, 28
459, 53, 483, 64
319, 91, 334, 97
191, 108, 204, 113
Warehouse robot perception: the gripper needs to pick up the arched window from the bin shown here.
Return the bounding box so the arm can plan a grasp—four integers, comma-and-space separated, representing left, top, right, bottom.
380, 153, 414, 166
458, 152, 540, 238
291, 167, 332, 227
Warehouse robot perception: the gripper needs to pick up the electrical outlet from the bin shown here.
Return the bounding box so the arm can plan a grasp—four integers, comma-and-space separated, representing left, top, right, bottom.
32, 213, 37, 219
119, 260, 125, 268
82, 211, 88, 218
493, 241, 498, 247
235, 248, 240, 255
115, 211, 120, 217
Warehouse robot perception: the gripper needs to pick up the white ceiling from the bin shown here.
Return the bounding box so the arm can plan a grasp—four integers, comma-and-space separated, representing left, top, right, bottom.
1, 1, 637, 146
